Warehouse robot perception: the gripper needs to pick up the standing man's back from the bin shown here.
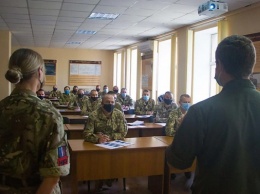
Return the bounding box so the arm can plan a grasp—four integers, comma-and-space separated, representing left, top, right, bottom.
166, 35, 260, 194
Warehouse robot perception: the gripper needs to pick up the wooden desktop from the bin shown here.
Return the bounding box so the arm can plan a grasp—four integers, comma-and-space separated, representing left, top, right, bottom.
68, 137, 168, 194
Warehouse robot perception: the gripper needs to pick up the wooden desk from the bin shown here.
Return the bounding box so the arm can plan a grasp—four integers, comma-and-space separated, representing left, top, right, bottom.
59, 109, 81, 115
64, 115, 88, 124
154, 136, 196, 194
54, 104, 69, 109
65, 123, 164, 139
65, 124, 84, 139
68, 137, 168, 194
127, 123, 164, 137
124, 114, 152, 123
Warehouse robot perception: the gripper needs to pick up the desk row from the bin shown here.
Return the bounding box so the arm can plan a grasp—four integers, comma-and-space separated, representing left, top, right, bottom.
64, 123, 166, 139
62, 114, 152, 124
68, 136, 196, 194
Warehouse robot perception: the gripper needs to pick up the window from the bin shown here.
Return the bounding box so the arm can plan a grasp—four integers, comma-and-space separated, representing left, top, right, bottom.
129, 48, 137, 101
192, 27, 218, 104
113, 52, 122, 89
156, 39, 171, 96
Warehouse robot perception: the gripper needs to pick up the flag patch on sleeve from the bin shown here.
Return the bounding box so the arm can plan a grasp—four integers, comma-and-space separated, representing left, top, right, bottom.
57, 146, 68, 166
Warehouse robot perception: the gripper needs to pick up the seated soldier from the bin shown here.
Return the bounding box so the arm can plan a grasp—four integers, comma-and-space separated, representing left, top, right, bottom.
81, 89, 102, 115
116, 88, 133, 111
165, 95, 193, 180
135, 89, 155, 115
36, 88, 52, 105
68, 89, 88, 110
153, 91, 177, 123
112, 85, 120, 95
70, 85, 78, 95
59, 86, 75, 105
107, 91, 123, 112
48, 85, 62, 99
83, 94, 128, 190
100, 85, 109, 98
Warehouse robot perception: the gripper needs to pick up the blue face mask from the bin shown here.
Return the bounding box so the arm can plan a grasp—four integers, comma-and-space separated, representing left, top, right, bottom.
103, 104, 115, 112
104, 89, 108, 93
121, 93, 126, 98
65, 90, 70, 95
143, 96, 149, 101
181, 103, 191, 111
164, 99, 172, 105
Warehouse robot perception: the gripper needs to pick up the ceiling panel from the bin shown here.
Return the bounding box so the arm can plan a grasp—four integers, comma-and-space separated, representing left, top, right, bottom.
0, 0, 258, 50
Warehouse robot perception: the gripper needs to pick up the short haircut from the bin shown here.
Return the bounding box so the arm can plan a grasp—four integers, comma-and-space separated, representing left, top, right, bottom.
143, 89, 149, 93
179, 94, 190, 101
107, 91, 115, 94
215, 35, 256, 78
64, 86, 70, 90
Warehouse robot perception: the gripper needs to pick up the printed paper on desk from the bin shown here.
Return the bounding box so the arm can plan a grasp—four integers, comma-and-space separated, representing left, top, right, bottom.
136, 115, 151, 118
96, 140, 134, 149
128, 120, 144, 126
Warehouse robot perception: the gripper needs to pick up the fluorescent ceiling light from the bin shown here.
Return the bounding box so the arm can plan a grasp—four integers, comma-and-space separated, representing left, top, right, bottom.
76, 30, 96, 35
88, 12, 119, 20
66, 41, 82, 45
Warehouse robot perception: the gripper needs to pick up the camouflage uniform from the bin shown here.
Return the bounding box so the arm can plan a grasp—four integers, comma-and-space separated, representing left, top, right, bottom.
68, 95, 88, 110
134, 98, 155, 115
153, 102, 178, 123
115, 102, 123, 112
49, 90, 62, 99
0, 88, 70, 194
83, 107, 128, 143
59, 93, 74, 105
116, 94, 133, 106
165, 107, 183, 136
81, 98, 102, 116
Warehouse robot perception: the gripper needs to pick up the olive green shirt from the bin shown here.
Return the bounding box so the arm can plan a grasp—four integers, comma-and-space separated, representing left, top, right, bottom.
59, 93, 74, 105
153, 102, 177, 123
166, 79, 260, 194
83, 107, 128, 143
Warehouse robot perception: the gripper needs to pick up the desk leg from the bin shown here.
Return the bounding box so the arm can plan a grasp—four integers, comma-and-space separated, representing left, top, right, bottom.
148, 175, 163, 194
163, 162, 171, 194
70, 153, 78, 194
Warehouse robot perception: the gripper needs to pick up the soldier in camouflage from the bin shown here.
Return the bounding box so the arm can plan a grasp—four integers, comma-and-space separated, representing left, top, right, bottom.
116, 88, 133, 111
68, 89, 88, 110
36, 88, 52, 105
83, 94, 128, 144
108, 91, 123, 112
81, 89, 102, 115
135, 89, 155, 115
0, 48, 70, 194
59, 86, 75, 105
48, 85, 62, 99
165, 94, 191, 136
153, 91, 178, 123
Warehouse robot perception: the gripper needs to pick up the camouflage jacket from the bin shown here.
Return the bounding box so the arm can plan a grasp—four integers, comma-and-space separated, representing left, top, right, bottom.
83, 107, 128, 143
0, 88, 70, 193
81, 98, 102, 116
115, 102, 123, 112
116, 94, 133, 106
49, 90, 62, 98
59, 93, 74, 105
134, 98, 155, 115
165, 107, 183, 136
153, 102, 178, 123
68, 96, 88, 110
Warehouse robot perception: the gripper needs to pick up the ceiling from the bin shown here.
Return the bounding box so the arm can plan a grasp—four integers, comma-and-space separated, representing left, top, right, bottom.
0, 0, 259, 50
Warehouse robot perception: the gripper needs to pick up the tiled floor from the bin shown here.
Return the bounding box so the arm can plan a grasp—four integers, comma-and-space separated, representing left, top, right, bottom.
62, 173, 193, 194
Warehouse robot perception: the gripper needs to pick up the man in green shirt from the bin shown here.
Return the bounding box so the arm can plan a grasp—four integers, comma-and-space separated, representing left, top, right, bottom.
166, 35, 260, 194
